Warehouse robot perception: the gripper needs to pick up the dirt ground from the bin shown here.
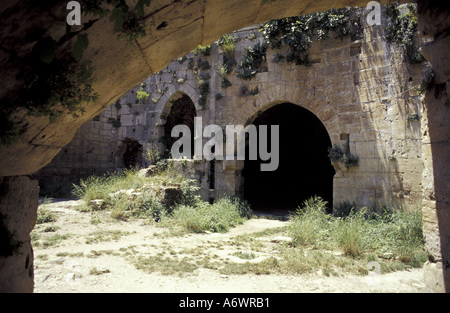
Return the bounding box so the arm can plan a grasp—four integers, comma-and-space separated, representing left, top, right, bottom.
32, 198, 434, 293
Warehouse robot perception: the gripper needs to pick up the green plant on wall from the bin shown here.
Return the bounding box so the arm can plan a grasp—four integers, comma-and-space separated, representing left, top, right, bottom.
385, 3, 424, 64
221, 76, 232, 89
136, 82, 150, 103
236, 42, 268, 80
192, 44, 212, 56
196, 73, 210, 109
85, 0, 153, 44
260, 7, 361, 66
328, 140, 359, 169
217, 34, 239, 71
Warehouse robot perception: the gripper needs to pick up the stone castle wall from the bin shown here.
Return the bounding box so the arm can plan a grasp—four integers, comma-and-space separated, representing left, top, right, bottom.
37, 6, 427, 211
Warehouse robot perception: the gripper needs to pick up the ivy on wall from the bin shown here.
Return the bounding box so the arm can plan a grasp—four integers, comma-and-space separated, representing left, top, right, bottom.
385, 3, 424, 64
136, 82, 150, 103
260, 7, 362, 66
236, 42, 268, 80
328, 143, 359, 170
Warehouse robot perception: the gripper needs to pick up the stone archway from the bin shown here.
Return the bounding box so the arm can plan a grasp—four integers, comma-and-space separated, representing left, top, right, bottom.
162, 93, 197, 158
243, 102, 335, 215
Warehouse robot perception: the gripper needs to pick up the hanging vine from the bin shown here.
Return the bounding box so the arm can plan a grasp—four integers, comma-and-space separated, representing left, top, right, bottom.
385, 3, 424, 64
260, 7, 362, 66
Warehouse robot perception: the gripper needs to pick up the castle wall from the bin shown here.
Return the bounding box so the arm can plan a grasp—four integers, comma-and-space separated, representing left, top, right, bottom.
37, 7, 426, 211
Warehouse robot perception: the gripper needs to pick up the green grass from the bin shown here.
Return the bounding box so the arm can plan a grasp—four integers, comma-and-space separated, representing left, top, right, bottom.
41, 234, 70, 248
167, 197, 251, 234
232, 251, 256, 260
72, 163, 253, 233
72, 163, 197, 221
288, 197, 427, 270
36, 207, 57, 224
133, 255, 199, 276
85, 230, 134, 244
72, 163, 190, 203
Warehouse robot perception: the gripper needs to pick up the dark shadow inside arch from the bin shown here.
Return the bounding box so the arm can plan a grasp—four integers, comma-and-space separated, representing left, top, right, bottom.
163, 94, 196, 158
243, 103, 335, 216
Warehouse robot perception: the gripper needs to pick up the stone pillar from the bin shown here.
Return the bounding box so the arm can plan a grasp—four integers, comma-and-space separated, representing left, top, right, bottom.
0, 176, 38, 293
418, 0, 450, 293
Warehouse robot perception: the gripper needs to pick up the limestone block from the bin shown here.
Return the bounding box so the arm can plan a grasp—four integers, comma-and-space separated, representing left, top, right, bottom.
355, 141, 376, 158
281, 69, 298, 82
121, 115, 134, 127
338, 104, 362, 114
306, 77, 326, 89
423, 261, 446, 293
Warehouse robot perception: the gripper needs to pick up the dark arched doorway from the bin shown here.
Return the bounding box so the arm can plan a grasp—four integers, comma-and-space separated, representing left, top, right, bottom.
163, 94, 196, 158
243, 103, 335, 215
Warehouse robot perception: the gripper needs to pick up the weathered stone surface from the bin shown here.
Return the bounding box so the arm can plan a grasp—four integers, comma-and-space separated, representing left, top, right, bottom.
417, 0, 450, 292
0, 176, 38, 293
423, 261, 446, 293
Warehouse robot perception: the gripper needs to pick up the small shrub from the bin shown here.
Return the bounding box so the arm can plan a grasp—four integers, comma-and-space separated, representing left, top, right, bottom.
232, 251, 256, 260
218, 34, 239, 64
198, 59, 211, 70
236, 43, 268, 80
43, 226, 59, 232
136, 83, 149, 103
177, 56, 187, 64
89, 267, 110, 275
215, 63, 230, 77
187, 58, 194, 69
289, 196, 329, 247
192, 44, 212, 56
143, 143, 161, 166
332, 200, 356, 218
260, 7, 361, 66
221, 76, 232, 89
249, 86, 259, 96
333, 211, 365, 257
385, 4, 424, 64
328, 144, 359, 169
272, 52, 285, 63
416, 66, 434, 94
37, 208, 57, 224
171, 197, 251, 233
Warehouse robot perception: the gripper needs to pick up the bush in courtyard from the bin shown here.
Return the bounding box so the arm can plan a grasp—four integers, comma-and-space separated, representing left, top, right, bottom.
289, 196, 427, 267
170, 197, 252, 233
289, 196, 330, 247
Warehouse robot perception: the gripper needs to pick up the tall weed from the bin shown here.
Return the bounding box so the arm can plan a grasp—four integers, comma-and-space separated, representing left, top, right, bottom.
170, 197, 251, 233
289, 197, 426, 268
333, 211, 365, 257
289, 196, 330, 247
